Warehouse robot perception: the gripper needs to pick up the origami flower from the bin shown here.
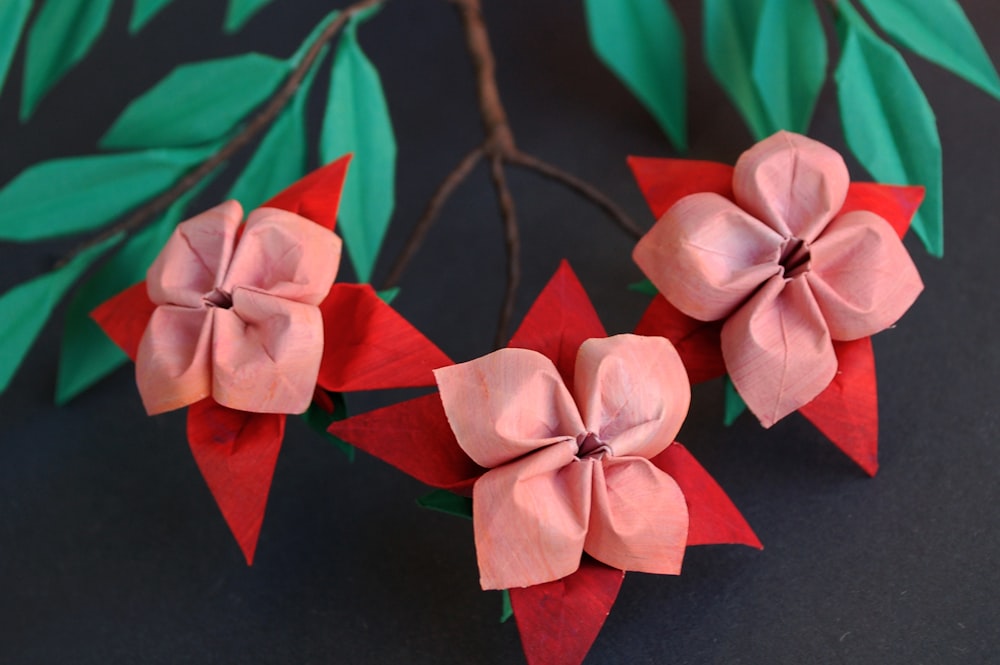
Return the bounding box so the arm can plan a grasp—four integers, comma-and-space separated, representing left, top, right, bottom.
329, 262, 760, 665
630, 131, 925, 474
92, 157, 451, 563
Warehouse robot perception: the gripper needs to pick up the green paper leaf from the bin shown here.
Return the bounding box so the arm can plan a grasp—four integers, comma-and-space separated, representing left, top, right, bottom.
627, 279, 658, 297
583, 0, 687, 151
834, 3, 943, 256
703, 0, 773, 139
750, 0, 826, 133
376, 286, 399, 304
20, 0, 113, 121
303, 392, 355, 460
55, 174, 217, 404
100, 53, 289, 150
0, 145, 215, 242
855, 0, 1000, 101
722, 374, 747, 426
0, 0, 32, 100
129, 0, 177, 34
223, 0, 277, 34
499, 590, 513, 624
417, 489, 472, 520
289, 9, 340, 68
320, 8, 397, 284
0, 233, 122, 394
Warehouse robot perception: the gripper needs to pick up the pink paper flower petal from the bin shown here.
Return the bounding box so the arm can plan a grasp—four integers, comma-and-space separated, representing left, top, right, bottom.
574, 335, 690, 459
146, 201, 242, 307
435, 348, 585, 469
211, 288, 323, 414
807, 211, 924, 340
633, 295, 726, 383
135, 305, 213, 415
584, 456, 688, 575
634, 192, 784, 321
472, 440, 589, 590
221, 207, 340, 306
722, 275, 837, 427
733, 131, 849, 244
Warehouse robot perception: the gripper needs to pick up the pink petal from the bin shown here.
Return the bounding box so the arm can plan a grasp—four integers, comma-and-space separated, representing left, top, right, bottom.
263, 154, 351, 233
627, 155, 735, 218
221, 208, 341, 306
211, 289, 323, 414
472, 441, 589, 589
633, 295, 726, 384
634, 192, 783, 321
733, 131, 849, 244
573, 335, 690, 459
806, 211, 923, 340
90, 281, 158, 361
135, 305, 213, 415
584, 456, 688, 575
721, 275, 837, 427
435, 348, 585, 469
840, 183, 924, 240
146, 201, 242, 306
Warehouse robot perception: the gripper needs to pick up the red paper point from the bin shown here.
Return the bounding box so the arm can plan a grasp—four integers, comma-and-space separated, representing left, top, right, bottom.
627, 156, 735, 219
186, 399, 286, 564
634, 295, 726, 384
840, 183, 924, 240
510, 557, 625, 665
90, 281, 156, 361
264, 154, 352, 232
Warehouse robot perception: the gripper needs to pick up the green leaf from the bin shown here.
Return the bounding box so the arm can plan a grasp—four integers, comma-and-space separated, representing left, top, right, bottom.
627, 278, 658, 297
320, 8, 397, 283
583, 0, 687, 151
223, 0, 277, 34
499, 590, 513, 624
834, 3, 943, 256
303, 392, 355, 460
417, 489, 472, 520
0, 233, 122, 394
376, 286, 399, 304
855, 0, 1000, 101
129, 0, 178, 34
100, 53, 289, 150
0, 0, 32, 100
55, 174, 217, 404
722, 374, 747, 426
289, 10, 341, 69
21, 0, 113, 121
703, 0, 773, 139
750, 0, 827, 133
0, 145, 215, 242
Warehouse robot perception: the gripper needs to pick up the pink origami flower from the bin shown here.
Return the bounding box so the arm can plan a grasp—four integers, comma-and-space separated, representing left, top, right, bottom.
630, 131, 925, 474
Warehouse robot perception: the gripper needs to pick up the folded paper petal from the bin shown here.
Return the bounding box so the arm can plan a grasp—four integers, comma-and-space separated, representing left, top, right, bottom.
633, 193, 784, 321
263, 154, 351, 232
574, 335, 690, 459
90, 281, 157, 361
627, 156, 735, 218
733, 131, 850, 244
839, 182, 924, 240
722, 276, 837, 427
807, 211, 923, 340
136, 306, 213, 415
634, 296, 726, 383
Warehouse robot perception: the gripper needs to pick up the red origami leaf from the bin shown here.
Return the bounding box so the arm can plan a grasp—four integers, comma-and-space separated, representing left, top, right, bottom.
327, 393, 484, 492
839, 183, 924, 240
634, 295, 725, 384
263, 154, 351, 232
317, 283, 452, 393
627, 156, 735, 219
507, 261, 606, 385
90, 281, 157, 361
799, 338, 879, 476
187, 399, 286, 564
652, 443, 761, 549
510, 557, 625, 665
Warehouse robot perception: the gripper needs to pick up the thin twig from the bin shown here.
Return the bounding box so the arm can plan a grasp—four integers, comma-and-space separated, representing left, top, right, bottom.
489, 154, 520, 348
55, 0, 383, 269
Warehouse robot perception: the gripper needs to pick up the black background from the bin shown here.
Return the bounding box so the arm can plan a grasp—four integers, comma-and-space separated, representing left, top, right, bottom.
2, 1, 998, 663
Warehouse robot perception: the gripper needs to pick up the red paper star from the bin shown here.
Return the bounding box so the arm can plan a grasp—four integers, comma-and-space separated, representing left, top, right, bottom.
628, 155, 925, 476
91, 156, 451, 564
328, 261, 761, 665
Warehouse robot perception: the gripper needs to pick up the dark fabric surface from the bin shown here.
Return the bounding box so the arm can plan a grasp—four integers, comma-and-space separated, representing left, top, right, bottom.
1, 1, 998, 663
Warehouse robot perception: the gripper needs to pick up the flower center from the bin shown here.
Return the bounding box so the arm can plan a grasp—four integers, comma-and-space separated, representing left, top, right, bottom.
779, 238, 811, 278
203, 287, 233, 309
575, 432, 612, 460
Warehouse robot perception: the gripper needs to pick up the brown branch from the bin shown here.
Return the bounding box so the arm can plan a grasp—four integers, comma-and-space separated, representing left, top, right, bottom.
55, 0, 384, 269
489, 154, 520, 348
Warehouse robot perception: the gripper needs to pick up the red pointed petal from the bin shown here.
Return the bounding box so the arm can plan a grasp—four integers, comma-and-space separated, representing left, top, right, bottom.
317, 283, 452, 392
187, 399, 285, 565
327, 393, 483, 492
90, 281, 157, 361
840, 183, 924, 240
799, 338, 879, 476
508, 261, 606, 384
628, 156, 735, 219
634, 295, 726, 384
263, 155, 352, 232
651, 443, 761, 549
509, 557, 624, 665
